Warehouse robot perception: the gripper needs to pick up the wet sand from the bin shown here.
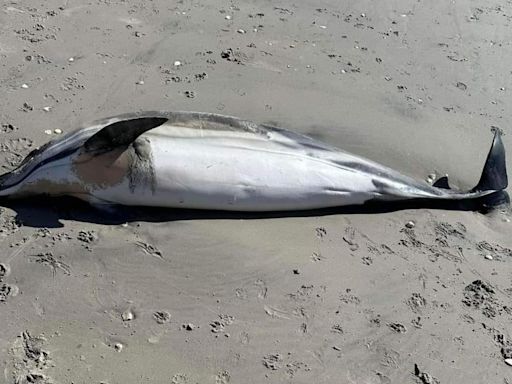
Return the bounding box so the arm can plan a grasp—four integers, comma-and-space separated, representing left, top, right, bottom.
1, 0, 512, 383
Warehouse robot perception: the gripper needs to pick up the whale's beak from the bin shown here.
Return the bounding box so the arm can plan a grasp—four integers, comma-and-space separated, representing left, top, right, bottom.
0, 170, 15, 196
0, 151, 40, 197
0, 167, 20, 195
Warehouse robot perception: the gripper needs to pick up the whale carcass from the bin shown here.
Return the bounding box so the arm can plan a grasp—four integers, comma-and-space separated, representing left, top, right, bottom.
0, 111, 507, 211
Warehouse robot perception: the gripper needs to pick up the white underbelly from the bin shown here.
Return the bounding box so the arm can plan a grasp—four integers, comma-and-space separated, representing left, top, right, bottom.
135, 137, 376, 211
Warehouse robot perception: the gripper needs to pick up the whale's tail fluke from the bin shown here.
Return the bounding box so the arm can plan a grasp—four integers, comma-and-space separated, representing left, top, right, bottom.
471, 128, 508, 193
373, 129, 508, 209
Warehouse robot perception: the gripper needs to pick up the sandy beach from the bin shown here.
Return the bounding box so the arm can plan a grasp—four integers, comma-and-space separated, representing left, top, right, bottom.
1, 0, 512, 383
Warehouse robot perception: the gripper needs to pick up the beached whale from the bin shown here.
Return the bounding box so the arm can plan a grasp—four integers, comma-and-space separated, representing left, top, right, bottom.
0, 111, 507, 211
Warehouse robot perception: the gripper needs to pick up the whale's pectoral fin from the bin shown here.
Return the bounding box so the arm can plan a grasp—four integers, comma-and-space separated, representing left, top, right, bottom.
471, 128, 508, 192
83, 117, 168, 152
433, 176, 450, 189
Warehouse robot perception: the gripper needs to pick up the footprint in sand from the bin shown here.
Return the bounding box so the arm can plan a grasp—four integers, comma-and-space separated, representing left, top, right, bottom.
215, 370, 231, 384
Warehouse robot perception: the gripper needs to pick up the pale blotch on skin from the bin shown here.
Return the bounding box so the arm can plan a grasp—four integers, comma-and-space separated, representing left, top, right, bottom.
72, 139, 156, 194
72, 147, 131, 189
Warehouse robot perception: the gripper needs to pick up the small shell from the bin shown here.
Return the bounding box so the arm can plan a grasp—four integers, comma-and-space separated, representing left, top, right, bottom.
122, 309, 134, 321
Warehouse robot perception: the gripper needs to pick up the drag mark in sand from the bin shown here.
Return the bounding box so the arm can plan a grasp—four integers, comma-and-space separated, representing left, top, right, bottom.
135, 240, 163, 259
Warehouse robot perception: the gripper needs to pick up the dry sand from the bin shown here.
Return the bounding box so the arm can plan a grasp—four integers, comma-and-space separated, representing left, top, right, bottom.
1, 0, 512, 383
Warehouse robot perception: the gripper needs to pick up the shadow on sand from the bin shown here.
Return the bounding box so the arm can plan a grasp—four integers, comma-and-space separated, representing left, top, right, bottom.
0, 192, 509, 228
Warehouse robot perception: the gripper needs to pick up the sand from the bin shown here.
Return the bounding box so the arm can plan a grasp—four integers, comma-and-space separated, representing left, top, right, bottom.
1, 0, 512, 383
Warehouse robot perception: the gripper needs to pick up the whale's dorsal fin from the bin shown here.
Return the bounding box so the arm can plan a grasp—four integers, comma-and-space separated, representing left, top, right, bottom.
83, 117, 168, 152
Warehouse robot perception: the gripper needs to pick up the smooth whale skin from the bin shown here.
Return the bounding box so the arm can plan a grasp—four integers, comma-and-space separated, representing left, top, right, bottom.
0, 111, 507, 211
